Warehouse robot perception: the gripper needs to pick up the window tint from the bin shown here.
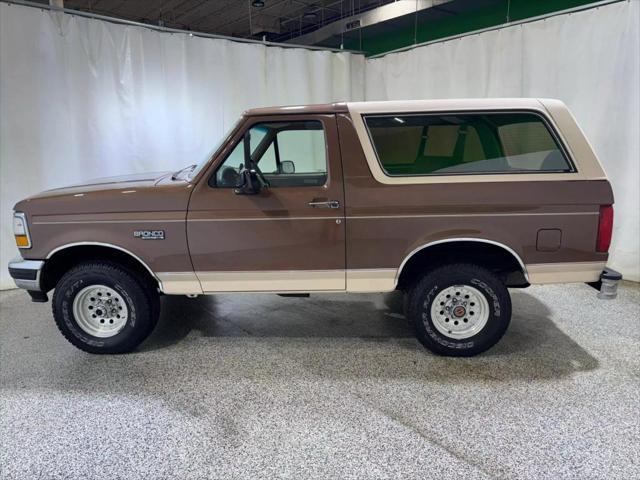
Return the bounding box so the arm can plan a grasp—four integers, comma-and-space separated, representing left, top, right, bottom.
215, 121, 327, 188
365, 113, 572, 176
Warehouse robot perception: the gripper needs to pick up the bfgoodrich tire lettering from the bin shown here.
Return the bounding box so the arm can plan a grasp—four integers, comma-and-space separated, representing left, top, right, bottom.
53, 261, 160, 354
407, 263, 511, 357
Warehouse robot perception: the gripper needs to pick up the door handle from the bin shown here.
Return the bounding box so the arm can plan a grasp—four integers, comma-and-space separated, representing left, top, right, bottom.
308, 200, 340, 209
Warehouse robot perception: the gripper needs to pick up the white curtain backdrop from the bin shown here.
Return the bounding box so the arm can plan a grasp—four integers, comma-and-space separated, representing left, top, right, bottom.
1, 1, 638, 289
0, 3, 365, 289
366, 0, 640, 281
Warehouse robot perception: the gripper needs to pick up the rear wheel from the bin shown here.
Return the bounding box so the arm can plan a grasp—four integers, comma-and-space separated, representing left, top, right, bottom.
406, 263, 511, 356
52, 261, 159, 354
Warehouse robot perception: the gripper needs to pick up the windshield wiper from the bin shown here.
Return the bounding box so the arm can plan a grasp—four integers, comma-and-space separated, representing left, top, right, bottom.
171, 164, 197, 181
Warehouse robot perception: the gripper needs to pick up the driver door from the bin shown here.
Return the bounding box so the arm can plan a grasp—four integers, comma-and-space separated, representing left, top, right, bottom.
187, 114, 346, 293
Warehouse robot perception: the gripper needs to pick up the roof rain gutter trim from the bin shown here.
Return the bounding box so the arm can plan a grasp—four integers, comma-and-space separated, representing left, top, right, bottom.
1, 0, 363, 54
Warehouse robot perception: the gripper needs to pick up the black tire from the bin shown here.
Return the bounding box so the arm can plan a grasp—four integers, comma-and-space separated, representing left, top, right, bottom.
52, 261, 160, 354
406, 263, 511, 357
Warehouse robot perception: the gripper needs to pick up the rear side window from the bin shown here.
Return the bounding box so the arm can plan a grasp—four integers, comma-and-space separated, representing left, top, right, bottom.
364, 112, 572, 176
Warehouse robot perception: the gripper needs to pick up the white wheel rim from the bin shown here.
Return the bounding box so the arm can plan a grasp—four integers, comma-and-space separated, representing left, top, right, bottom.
72, 285, 129, 338
429, 284, 490, 340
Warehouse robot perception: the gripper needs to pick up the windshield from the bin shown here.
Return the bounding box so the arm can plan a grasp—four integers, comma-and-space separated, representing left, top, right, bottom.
174, 119, 241, 182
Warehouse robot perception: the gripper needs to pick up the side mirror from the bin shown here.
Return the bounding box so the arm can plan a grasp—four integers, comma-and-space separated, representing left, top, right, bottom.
234, 168, 261, 195
234, 130, 262, 195
280, 160, 295, 174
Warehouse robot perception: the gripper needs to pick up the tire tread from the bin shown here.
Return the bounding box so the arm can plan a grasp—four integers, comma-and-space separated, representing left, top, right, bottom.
52, 261, 159, 354
407, 263, 511, 357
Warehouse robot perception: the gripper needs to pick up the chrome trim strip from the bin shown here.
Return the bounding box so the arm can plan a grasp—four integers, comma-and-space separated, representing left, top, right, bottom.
45, 242, 163, 292
8, 257, 44, 291
33, 219, 184, 225
33, 212, 596, 225
395, 238, 529, 285
196, 289, 346, 294
188, 217, 343, 222
347, 212, 597, 220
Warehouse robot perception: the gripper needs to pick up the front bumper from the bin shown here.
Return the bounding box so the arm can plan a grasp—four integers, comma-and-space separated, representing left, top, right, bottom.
588, 267, 623, 300
8, 257, 44, 292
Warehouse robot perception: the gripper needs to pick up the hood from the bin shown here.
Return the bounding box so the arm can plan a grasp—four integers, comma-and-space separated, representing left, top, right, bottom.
29, 171, 172, 198
14, 171, 192, 217
69, 171, 170, 187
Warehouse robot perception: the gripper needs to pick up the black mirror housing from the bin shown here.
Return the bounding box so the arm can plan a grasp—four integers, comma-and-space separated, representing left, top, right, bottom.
234, 169, 261, 195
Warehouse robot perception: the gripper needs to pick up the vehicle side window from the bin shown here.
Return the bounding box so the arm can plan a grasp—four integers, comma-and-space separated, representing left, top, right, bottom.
214, 120, 328, 188
364, 112, 572, 176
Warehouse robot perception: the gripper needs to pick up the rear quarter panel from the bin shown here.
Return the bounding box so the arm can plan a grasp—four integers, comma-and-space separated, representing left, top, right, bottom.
337, 112, 613, 285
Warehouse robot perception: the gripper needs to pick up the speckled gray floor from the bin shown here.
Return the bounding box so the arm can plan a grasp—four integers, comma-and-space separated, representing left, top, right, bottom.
1, 282, 639, 480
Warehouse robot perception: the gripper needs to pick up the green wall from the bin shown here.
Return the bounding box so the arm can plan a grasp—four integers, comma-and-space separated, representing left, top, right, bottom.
344, 0, 601, 56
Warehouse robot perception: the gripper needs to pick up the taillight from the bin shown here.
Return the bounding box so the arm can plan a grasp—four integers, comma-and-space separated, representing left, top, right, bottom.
596, 205, 614, 253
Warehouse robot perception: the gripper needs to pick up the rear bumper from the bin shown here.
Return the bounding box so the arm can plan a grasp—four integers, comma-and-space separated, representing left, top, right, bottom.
8, 257, 44, 291
587, 267, 623, 300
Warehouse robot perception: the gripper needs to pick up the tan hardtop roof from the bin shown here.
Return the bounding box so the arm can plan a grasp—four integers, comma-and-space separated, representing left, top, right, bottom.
244, 98, 562, 116
244, 102, 348, 116
347, 98, 557, 113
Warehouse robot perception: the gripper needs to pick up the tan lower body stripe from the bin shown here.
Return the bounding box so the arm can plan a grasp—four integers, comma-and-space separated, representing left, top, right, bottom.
157, 262, 605, 295
526, 262, 604, 284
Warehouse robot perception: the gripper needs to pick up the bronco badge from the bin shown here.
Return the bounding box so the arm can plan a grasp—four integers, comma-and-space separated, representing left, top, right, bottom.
134, 230, 165, 240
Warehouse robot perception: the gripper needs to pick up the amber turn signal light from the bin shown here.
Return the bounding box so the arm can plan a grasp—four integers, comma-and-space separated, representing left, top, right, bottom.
13, 212, 31, 248
15, 235, 30, 247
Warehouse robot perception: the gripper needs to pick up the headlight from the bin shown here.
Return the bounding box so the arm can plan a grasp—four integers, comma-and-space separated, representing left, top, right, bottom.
13, 212, 31, 248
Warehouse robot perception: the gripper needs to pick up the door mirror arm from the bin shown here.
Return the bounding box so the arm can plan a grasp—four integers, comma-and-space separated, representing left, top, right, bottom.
233, 130, 269, 195
234, 168, 261, 195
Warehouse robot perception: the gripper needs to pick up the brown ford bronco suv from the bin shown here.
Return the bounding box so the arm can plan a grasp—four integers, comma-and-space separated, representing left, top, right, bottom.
9, 99, 622, 356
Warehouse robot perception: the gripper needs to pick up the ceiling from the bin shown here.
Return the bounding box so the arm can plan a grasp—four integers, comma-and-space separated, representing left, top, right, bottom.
25, 0, 601, 55
34, 0, 396, 42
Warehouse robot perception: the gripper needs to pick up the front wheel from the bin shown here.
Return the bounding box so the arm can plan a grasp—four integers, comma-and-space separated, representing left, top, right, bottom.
406, 263, 511, 356
52, 261, 160, 354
